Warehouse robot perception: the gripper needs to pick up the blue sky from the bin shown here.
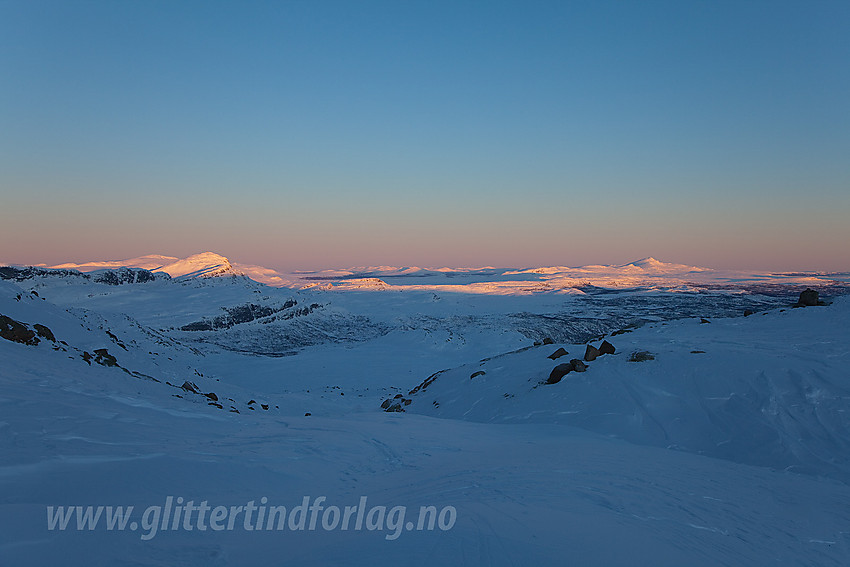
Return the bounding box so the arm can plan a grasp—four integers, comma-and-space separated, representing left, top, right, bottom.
1, 0, 848, 271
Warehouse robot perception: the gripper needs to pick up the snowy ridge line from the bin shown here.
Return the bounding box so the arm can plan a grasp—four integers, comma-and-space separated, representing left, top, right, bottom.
4, 251, 842, 292
0, 265, 164, 285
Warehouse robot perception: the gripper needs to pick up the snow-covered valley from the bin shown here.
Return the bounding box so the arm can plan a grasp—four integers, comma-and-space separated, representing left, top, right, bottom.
2, 253, 850, 566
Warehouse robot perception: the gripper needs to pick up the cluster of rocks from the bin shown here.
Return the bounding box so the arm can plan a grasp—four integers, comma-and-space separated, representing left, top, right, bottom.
179, 380, 231, 411
387, 288, 835, 412
546, 340, 616, 384
173, 381, 277, 414
91, 268, 159, 285
407, 369, 449, 396
180, 299, 300, 331
1, 312, 164, 383
247, 399, 270, 411
81, 348, 118, 367
381, 393, 412, 412
1, 266, 85, 282
0, 314, 53, 346
2, 308, 277, 417
80, 347, 159, 381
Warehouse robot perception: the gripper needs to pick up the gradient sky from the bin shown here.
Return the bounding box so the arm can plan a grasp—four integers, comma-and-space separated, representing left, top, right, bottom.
1, 0, 848, 271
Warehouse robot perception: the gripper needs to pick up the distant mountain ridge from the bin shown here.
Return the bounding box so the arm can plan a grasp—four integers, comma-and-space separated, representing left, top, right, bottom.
42, 253, 715, 288
0, 252, 840, 293
47, 252, 295, 286
50, 252, 238, 278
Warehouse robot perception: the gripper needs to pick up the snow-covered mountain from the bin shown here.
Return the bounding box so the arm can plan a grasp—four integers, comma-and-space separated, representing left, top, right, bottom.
2, 253, 850, 565
48, 252, 296, 286
50, 251, 241, 278
48, 254, 183, 273
40, 252, 850, 292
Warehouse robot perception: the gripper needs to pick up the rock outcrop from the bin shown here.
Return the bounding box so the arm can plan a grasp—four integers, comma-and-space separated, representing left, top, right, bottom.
584, 344, 600, 362
599, 340, 616, 355
547, 363, 574, 384
0, 314, 39, 345
795, 288, 823, 307
547, 347, 569, 360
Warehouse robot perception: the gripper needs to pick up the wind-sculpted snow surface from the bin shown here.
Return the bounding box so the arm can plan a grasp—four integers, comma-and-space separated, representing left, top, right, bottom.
3, 255, 850, 565
403, 296, 850, 482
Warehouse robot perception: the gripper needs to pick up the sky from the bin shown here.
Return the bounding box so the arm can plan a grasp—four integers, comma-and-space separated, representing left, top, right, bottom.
1, 0, 848, 272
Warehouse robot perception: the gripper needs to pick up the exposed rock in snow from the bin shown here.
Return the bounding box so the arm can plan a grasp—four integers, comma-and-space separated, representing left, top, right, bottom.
599, 339, 616, 355
546, 362, 574, 384
0, 314, 41, 345
796, 288, 822, 307
547, 347, 569, 360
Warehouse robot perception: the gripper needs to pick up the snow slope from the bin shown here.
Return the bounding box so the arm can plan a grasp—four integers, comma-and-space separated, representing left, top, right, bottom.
3, 318, 850, 566
3, 255, 850, 565
402, 296, 850, 481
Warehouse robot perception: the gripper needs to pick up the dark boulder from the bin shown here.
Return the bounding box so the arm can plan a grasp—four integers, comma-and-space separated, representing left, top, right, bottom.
584, 344, 600, 362
547, 347, 569, 360
599, 340, 615, 355
570, 359, 587, 372
542, 337, 555, 345
204, 392, 218, 402
181, 381, 201, 394
547, 363, 574, 384
796, 288, 820, 307
470, 370, 486, 379
381, 399, 391, 409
